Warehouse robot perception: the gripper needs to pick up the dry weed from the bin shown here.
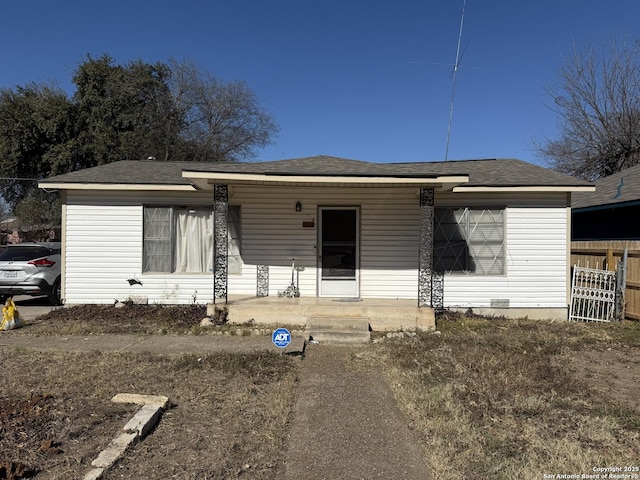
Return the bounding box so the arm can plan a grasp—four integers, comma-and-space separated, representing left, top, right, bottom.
374, 316, 640, 479
0, 349, 298, 479
18, 304, 217, 335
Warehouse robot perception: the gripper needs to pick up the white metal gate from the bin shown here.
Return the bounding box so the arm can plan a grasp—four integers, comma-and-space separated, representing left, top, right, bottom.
569, 266, 617, 322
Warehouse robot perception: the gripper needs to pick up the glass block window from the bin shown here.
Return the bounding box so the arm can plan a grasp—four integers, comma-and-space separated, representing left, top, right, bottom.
434, 207, 505, 275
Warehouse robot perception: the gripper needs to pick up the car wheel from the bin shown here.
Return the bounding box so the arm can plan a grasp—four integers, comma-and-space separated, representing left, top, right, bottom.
48, 279, 61, 306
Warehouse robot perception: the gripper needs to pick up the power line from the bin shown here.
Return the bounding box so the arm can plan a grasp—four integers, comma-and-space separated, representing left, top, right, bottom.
0, 177, 39, 181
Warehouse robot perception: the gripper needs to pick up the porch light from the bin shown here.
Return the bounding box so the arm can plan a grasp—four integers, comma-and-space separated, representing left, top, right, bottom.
295, 201, 302, 212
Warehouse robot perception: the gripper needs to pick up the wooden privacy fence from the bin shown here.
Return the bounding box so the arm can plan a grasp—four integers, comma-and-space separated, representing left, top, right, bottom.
571, 241, 640, 321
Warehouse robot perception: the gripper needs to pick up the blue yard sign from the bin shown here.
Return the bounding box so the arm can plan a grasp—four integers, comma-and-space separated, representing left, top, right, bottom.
272, 328, 291, 348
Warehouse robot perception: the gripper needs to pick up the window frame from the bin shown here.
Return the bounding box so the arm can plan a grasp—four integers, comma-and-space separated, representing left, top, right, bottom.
433, 206, 506, 276
142, 204, 241, 275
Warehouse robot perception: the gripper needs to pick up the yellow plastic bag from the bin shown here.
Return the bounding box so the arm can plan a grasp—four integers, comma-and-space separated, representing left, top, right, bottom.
1, 298, 24, 331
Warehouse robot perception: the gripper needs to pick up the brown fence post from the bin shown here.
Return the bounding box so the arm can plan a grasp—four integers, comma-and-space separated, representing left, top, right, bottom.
606, 248, 615, 271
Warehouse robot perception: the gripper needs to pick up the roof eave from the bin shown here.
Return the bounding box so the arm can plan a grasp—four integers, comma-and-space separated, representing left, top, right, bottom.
573, 198, 640, 212
38, 182, 197, 191
181, 171, 470, 189
452, 185, 596, 193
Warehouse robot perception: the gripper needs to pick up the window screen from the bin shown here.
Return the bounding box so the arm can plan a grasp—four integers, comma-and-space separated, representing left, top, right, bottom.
434, 207, 505, 275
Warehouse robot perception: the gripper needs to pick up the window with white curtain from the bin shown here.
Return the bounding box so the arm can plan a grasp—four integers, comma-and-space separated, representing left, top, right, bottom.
143, 205, 241, 274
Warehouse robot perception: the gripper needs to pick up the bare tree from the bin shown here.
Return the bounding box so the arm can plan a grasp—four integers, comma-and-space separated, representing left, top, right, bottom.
538, 39, 640, 180
168, 59, 278, 162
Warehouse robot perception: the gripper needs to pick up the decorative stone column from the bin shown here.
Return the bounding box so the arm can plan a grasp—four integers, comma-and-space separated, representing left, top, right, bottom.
418, 187, 434, 307
257, 265, 269, 297
213, 184, 228, 304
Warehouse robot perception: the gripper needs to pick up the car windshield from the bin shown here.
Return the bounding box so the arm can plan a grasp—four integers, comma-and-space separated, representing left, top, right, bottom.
0, 246, 55, 261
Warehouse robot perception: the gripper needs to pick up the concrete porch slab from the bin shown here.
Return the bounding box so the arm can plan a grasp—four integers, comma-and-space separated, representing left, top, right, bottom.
208, 296, 435, 332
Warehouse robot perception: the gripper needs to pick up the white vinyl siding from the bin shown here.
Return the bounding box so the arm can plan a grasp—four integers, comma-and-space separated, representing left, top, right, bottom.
235, 186, 419, 299
359, 192, 418, 298
62, 188, 569, 310
64, 191, 220, 304
65, 203, 144, 304
441, 207, 569, 308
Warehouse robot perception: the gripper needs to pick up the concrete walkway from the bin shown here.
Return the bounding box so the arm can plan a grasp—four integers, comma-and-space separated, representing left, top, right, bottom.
283, 345, 431, 480
0, 334, 431, 479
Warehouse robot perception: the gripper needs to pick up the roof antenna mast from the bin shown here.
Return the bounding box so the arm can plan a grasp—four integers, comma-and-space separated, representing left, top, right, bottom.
445, 0, 467, 161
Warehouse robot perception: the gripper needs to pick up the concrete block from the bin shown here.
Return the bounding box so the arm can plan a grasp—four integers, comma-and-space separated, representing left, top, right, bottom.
127, 295, 148, 304
307, 330, 371, 344
111, 393, 169, 409
307, 316, 370, 331
83, 468, 104, 480
123, 404, 163, 438
91, 432, 138, 468
306, 316, 371, 344
219, 297, 436, 331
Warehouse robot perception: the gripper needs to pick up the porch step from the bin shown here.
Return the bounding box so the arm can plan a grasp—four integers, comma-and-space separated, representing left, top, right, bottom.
306, 316, 371, 344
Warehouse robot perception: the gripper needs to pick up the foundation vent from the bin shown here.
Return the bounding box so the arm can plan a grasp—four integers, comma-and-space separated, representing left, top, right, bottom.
490, 299, 509, 308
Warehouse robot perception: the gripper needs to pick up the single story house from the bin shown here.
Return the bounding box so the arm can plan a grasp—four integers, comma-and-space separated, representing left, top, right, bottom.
39, 155, 594, 330
572, 164, 640, 240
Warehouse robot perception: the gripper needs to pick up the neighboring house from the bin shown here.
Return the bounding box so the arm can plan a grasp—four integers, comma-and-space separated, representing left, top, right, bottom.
39, 156, 593, 328
572, 164, 640, 240
0, 216, 59, 243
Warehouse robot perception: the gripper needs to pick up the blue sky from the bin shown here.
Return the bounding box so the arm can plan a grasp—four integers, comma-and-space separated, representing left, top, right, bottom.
1, 0, 639, 166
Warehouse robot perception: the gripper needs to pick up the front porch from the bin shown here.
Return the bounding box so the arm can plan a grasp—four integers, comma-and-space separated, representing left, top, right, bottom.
206, 184, 441, 334
207, 295, 435, 332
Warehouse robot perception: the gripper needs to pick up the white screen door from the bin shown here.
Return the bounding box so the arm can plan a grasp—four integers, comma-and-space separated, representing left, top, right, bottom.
318, 207, 359, 297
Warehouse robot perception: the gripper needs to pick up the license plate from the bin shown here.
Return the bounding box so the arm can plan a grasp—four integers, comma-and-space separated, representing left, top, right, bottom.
3, 271, 18, 278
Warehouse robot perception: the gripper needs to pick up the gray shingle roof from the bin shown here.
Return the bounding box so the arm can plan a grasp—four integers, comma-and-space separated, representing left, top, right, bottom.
40, 155, 592, 188
391, 159, 590, 187
40, 161, 197, 186
572, 164, 640, 209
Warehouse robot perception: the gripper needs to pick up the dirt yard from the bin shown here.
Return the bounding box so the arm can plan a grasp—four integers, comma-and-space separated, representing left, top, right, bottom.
0, 304, 299, 479
14, 303, 219, 335
375, 314, 640, 479
562, 346, 640, 409
1, 305, 639, 479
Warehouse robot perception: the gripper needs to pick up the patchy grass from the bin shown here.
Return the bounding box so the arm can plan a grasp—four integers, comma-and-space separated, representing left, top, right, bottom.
372, 313, 640, 479
6, 304, 640, 478
0, 349, 298, 479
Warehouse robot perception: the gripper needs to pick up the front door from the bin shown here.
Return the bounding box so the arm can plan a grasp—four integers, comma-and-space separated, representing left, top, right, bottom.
318, 207, 359, 297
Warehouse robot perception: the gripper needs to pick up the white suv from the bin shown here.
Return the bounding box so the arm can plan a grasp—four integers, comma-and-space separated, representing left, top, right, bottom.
0, 242, 62, 305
